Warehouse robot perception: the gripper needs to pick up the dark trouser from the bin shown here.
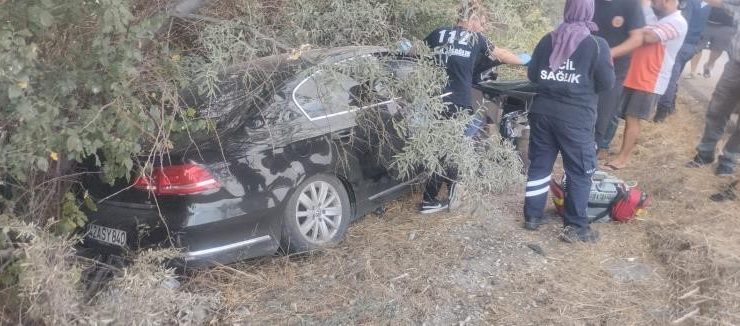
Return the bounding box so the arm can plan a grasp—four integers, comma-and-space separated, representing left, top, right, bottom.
524, 113, 596, 230
422, 104, 483, 202
602, 115, 620, 151
696, 59, 740, 169
423, 166, 457, 202
656, 43, 697, 116
595, 59, 629, 150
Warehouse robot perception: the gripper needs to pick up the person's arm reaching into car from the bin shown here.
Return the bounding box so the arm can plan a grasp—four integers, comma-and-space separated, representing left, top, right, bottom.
491, 46, 525, 65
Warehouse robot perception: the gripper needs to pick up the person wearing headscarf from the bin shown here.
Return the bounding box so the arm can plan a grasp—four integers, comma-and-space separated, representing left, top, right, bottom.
523, 0, 615, 243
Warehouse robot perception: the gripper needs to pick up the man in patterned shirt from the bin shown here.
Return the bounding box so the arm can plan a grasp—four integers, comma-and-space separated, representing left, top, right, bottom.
605, 0, 688, 170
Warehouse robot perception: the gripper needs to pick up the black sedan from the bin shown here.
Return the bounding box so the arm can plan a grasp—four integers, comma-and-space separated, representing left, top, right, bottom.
80, 46, 423, 266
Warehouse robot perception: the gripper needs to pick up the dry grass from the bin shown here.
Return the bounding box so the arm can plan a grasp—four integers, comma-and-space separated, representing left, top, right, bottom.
186, 190, 676, 324
183, 95, 739, 325
13, 223, 85, 324
188, 196, 474, 324
3, 221, 220, 325
609, 95, 740, 325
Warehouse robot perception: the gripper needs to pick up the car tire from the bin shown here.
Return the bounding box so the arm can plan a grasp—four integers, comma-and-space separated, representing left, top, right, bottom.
281, 174, 352, 253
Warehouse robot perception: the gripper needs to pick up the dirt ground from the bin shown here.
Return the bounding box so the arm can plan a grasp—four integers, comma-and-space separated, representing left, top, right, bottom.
189, 93, 739, 325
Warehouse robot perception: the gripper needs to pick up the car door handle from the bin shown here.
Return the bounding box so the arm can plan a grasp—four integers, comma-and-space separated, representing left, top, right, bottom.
331, 130, 353, 141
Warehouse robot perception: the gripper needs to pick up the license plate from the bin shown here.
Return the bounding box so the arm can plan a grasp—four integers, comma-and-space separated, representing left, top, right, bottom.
86, 224, 127, 247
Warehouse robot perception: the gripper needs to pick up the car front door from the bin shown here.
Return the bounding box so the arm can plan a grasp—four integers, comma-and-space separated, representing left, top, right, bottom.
290, 58, 407, 216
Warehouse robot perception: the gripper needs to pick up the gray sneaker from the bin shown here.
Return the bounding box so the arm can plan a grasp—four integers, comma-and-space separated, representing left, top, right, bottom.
420, 199, 448, 214
560, 226, 599, 243
686, 152, 715, 168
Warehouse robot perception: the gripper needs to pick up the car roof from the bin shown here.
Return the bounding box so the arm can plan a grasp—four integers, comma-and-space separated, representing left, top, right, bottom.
226, 46, 389, 78
299, 46, 389, 64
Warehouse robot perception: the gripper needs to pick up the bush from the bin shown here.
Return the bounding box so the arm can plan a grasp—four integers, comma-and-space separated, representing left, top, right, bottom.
3, 219, 218, 325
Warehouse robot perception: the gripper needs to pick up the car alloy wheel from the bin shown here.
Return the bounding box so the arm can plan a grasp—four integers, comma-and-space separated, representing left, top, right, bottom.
295, 181, 343, 243
281, 174, 351, 253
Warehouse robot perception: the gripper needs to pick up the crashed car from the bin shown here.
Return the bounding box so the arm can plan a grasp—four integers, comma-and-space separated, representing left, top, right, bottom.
80, 46, 422, 266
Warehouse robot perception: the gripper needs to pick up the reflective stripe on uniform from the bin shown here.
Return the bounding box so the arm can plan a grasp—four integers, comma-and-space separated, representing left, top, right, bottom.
526, 175, 552, 188
525, 186, 550, 197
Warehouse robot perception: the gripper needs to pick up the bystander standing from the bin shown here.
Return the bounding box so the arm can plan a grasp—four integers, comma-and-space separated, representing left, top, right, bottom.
593, 0, 647, 160
653, 0, 712, 122
687, 0, 740, 176
605, 0, 688, 170
688, 5, 736, 78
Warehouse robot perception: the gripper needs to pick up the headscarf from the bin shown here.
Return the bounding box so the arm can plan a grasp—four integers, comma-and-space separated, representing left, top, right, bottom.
549, 0, 599, 73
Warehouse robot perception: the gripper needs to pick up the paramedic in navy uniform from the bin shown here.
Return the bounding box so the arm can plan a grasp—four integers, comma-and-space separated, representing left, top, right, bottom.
523, 0, 615, 243
419, 2, 526, 214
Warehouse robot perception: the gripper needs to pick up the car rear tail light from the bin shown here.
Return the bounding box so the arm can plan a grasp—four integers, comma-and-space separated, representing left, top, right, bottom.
132, 164, 220, 195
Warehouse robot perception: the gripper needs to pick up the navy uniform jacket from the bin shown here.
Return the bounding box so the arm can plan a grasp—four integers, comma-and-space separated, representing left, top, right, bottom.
527, 34, 616, 127
424, 26, 494, 108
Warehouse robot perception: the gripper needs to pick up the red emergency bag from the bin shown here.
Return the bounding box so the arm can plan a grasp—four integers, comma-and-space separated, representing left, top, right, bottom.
549, 172, 650, 223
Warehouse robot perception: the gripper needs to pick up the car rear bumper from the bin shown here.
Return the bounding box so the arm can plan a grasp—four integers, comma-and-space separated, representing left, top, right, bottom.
180, 234, 279, 267
81, 199, 281, 267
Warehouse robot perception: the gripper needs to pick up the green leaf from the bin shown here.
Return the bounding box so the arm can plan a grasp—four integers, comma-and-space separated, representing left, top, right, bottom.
7, 85, 22, 100
74, 213, 88, 227
53, 220, 76, 236
123, 157, 133, 172
29, 6, 54, 28
14, 100, 34, 119
17, 29, 33, 38
58, 76, 77, 96
186, 107, 197, 119
24, 43, 38, 60
83, 195, 98, 212
35, 157, 49, 172
66, 134, 82, 153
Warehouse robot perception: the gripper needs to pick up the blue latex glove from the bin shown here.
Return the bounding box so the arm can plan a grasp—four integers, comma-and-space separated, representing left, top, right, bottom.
517, 53, 532, 66
398, 38, 412, 55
